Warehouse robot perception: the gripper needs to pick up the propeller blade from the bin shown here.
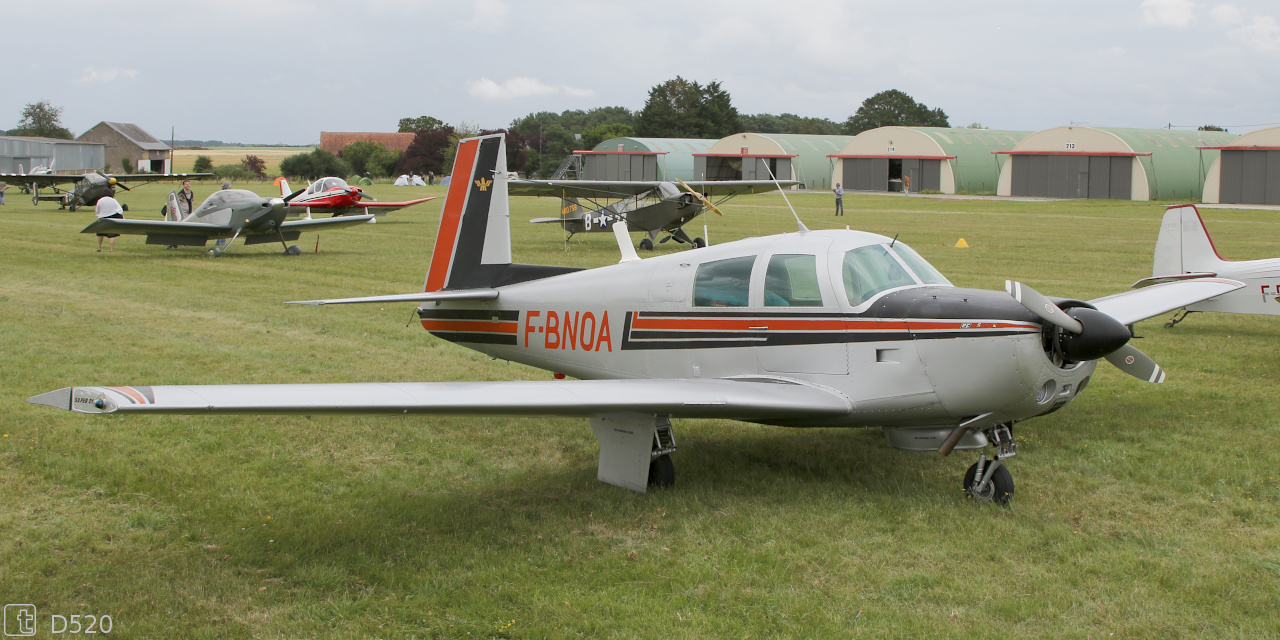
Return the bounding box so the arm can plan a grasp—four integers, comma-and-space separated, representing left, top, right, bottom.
674, 178, 724, 216
1005, 280, 1084, 334
358, 191, 376, 202
115, 182, 132, 191
284, 188, 306, 202
1104, 344, 1166, 383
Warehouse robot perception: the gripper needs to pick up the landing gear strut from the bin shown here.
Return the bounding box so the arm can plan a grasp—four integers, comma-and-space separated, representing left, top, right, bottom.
1165, 308, 1197, 328
963, 423, 1016, 504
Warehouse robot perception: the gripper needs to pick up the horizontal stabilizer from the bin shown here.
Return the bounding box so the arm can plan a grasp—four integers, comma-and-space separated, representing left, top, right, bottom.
1132, 272, 1217, 288
1090, 278, 1243, 325
286, 288, 499, 305
29, 377, 852, 422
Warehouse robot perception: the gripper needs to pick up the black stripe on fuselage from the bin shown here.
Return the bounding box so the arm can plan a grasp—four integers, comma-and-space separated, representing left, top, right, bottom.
429, 331, 519, 346
419, 308, 520, 322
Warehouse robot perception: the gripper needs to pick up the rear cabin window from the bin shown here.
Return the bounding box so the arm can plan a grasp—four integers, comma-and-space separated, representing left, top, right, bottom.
693, 256, 756, 307
842, 245, 916, 306
764, 254, 824, 306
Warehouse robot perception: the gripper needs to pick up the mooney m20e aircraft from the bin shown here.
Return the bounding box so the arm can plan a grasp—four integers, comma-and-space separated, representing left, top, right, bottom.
1137, 204, 1280, 326
0, 170, 214, 211
31, 134, 1244, 504
510, 177, 798, 250
279, 177, 436, 217
81, 188, 378, 256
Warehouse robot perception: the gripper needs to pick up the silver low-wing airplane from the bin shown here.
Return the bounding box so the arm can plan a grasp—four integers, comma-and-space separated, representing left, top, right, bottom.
0, 170, 214, 211
510, 177, 798, 250
31, 134, 1244, 504
1136, 204, 1280, 326
80, 188, 378, 256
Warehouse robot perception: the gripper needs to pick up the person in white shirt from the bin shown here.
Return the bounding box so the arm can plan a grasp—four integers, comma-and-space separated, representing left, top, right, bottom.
833, 183, 844, 216
95, 195, 124, 252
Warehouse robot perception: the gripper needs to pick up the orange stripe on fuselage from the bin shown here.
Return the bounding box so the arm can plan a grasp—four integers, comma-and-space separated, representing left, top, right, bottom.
424, 139, 481, 292
419, 319, 518, 334
630, 316, 1039, 333
109, 386, 147, 404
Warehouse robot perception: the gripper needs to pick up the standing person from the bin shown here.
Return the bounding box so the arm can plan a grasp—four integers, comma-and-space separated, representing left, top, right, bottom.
903, 174, 911, 195
427, 171, 434, 186
95, 194, 124, 252
833, 183, 844, 216
0, 182, 7, 205
174, 179, 195, 220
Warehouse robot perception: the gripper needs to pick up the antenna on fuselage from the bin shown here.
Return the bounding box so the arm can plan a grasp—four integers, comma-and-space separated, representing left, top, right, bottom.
890, 233, 898, 247
759, 159, 807, 232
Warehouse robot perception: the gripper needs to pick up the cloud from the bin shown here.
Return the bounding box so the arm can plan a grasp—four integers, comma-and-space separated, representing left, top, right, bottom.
1212, 4, 1280, 52
466, 77, 595, 101
77, 67, 139, 83
1100, 46, 1128, 55
1141, 0, 1196, 27
453, 0, 510, 31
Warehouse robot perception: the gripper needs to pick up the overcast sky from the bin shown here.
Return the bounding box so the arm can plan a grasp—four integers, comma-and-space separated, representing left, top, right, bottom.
5, 0, 1278, 144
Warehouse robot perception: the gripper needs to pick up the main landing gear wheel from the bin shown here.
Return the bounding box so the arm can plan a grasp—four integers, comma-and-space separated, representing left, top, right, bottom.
693, 237, 706, 248
121, 203, 129, 212
638, 238, 654, 251
68, 204, 77, 212
647, 454, 675, 489
285, 245, 302, 256
964, 459, 1014, 505
209, 247, 225, 257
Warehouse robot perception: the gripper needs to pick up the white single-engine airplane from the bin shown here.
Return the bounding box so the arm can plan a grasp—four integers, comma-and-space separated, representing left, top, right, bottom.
1136, 204, 1280, 326
29, 134, 1244, 504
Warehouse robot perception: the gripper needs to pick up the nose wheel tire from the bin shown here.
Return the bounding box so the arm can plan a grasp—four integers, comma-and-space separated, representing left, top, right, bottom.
964, 459, 1014, 504
647, 454, 675, 489
285, 245, 302, 256
209, 247, 225, 257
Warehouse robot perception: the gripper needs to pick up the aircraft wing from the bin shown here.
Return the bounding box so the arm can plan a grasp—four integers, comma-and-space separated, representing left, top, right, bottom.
29, 377, 852, 423
110, 173, 216, 184
280, 214, 378, 230
80, 217, 228, 238
508, 179, 799, 199
678, 180, 801, 196
286, 197, 436, 215
0, 173, 81, 186
1089, 278, 1244, 325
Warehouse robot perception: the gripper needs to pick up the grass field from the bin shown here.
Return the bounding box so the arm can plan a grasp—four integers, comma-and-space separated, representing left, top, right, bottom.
171, 147, 314, 174
2, 182, 1278, 638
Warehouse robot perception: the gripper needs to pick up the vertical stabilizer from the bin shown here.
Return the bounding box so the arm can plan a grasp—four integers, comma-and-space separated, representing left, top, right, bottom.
424, 134, 514, 291
1154, 204, 1227, 277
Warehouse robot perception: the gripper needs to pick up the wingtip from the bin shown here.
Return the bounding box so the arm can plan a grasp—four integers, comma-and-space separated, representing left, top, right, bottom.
28, 387, 72, 410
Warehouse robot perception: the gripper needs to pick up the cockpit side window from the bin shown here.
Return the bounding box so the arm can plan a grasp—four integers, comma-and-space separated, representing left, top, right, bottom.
693, 256, 756, 307
764, 254, 824, 307
842, 245, 917, 306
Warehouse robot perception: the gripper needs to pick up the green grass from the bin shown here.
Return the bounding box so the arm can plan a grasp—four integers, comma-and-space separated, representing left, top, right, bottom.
2, 183, 1279, 638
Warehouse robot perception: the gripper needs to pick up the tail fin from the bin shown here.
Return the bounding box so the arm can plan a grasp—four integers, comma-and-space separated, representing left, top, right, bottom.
278, 178, 291, 197
424, 134, 513, 291
1153, 204, 1228, 277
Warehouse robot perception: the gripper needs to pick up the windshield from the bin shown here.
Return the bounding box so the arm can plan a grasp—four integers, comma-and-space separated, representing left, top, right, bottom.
195, 189, 259, 211
888, 243, 951, 286
312, 177, 347, 193
842, 245, 918, 306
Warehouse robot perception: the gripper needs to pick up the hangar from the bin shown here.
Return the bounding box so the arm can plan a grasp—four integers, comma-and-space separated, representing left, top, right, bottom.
575, 137, 715, 181
829, 127, 1028, 194
694, 133, 852, 189
78, 122, 174, 174
995, 126, 1237, 200
0, 136, 104, 173
1200, 126, 1280, 204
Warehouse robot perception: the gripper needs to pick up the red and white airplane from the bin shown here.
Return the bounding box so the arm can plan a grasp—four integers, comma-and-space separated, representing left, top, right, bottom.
280, 177, 435, 217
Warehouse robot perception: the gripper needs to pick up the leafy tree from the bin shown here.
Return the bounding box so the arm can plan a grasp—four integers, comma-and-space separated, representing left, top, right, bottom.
121, 157, 133, 174
279, 149, 351, 180
509, 107, 635, 176
192, 155, 213, 174
1199, 124, 1228, 132
635, 77, 740, 139
479, 129, 529, 174
965, 122, 988, 129
580, 123, 635, 150
740, 113, 840, 135
841, 90, 949, 135
241, 155, 267, 179
11, 100, 73, 139
339, 140, 389, 175
211, 164, 254, 181
396, 127, 454, 176
398, 116, 446, 133
364, 147, 400, 177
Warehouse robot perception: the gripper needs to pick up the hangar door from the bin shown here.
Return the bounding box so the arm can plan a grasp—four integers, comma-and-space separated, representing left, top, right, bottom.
1219, 150, 1280, 205
583, 154, 659, 181
1010, 155, 1132, 199
842, 158, 941, 192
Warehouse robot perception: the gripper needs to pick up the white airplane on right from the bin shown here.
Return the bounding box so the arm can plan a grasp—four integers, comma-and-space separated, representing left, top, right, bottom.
1137, 204, 1280, 326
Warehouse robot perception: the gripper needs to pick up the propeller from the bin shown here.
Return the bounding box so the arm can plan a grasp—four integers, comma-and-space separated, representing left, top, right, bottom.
1005, 280, 1163, 383
283, 188, 306, 203
674, 178, 723, 216
354, 188, 376, 202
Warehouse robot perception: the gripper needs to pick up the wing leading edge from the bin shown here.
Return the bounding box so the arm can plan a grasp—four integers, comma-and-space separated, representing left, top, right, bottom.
1089, 278, 1244, 326
29, 377, 852, 423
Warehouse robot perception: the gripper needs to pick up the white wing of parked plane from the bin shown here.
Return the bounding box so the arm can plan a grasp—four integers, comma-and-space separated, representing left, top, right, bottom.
1088, 278, 1244, 326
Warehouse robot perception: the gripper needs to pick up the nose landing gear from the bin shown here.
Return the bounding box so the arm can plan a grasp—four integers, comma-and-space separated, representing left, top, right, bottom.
964, 423, 1016, 504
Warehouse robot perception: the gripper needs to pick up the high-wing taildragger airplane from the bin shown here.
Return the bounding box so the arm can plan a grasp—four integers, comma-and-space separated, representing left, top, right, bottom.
279, 177, 436, 217
510, 177, 798, 249
1135, 204, 1280, 326
0, 170, 214, 211
80, 188, 379, 256
30, 134, 1244, 504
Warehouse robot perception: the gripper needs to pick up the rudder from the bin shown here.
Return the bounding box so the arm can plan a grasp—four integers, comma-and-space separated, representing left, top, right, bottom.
1153, 204, 1227, 277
